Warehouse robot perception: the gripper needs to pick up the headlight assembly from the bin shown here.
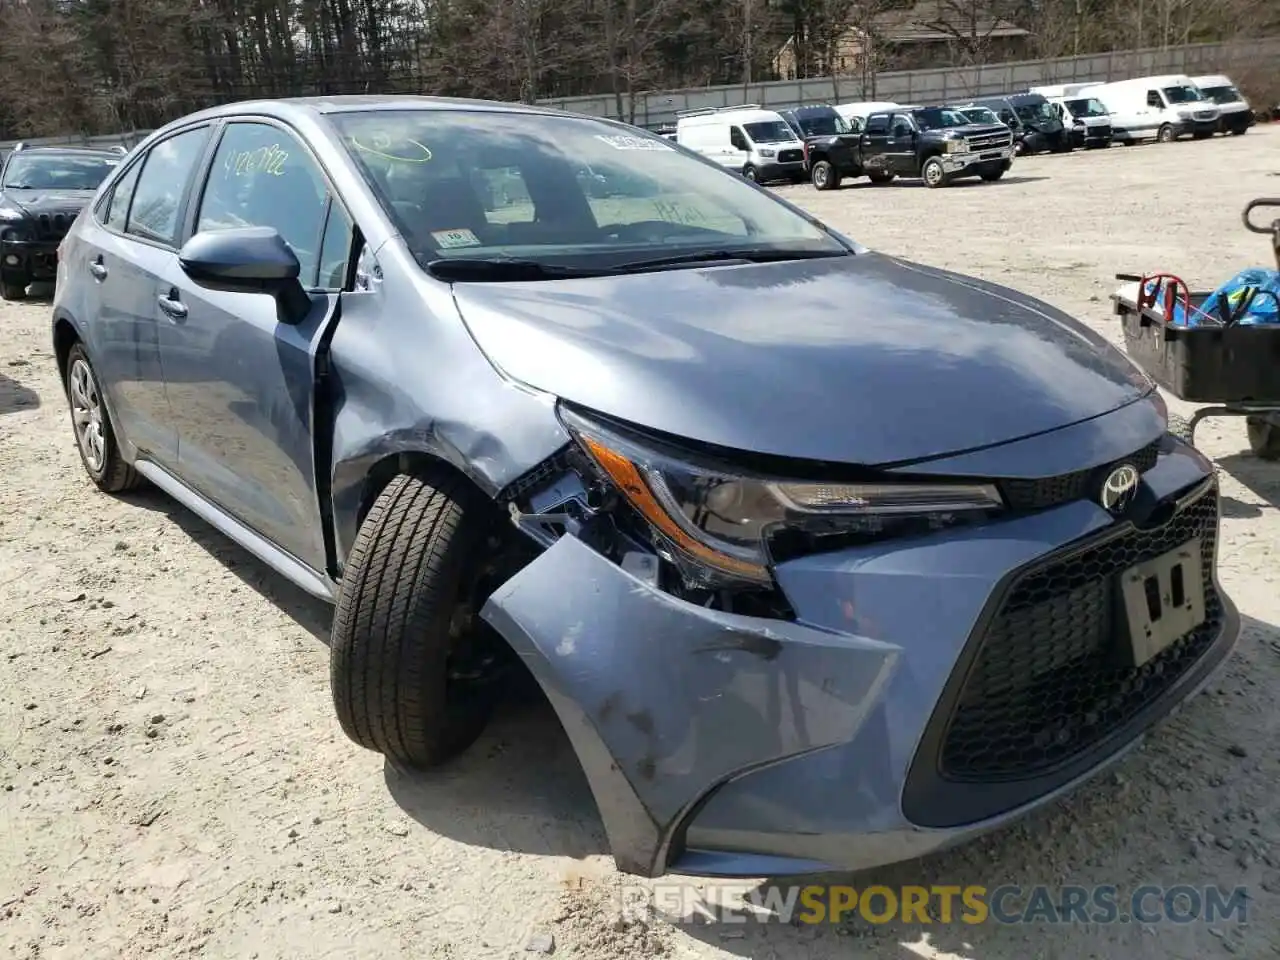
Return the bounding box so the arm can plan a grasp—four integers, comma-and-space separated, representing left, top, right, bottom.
560, 407, 1004, 585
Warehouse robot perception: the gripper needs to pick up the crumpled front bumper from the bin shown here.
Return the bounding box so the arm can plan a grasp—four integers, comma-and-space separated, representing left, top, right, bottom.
481, 435, 1238, 878
1, 234, 58, 281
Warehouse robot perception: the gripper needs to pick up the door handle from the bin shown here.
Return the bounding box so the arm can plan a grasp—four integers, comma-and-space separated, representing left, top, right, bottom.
157, 291, 188, 321
88, 259, 107, 280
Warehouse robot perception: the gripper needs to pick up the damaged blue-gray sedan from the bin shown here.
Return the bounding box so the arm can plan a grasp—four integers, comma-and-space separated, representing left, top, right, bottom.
52, 96, 1238, 879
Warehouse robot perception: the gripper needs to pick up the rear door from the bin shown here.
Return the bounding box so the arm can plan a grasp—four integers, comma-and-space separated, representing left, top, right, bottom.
156, 118, 354, 573
859, 114, 892, 172
81, 125, 212, 467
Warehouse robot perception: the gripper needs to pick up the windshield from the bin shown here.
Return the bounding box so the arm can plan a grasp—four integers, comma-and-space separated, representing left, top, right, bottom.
2, 153, 118, 190
1065, 97, 1109, 118
1014, 101, 1056, 124
961, 107, 999, 124
743, 120, 795, 144
796, 112, 852, 136
1199, 84, 1241, 104
332, 110, 846, 267
911, 108, 970, 130
1163, 85, 1204, 104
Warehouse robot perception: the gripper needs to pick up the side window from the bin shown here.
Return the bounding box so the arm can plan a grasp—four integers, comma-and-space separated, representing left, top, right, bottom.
865, 115, 890, 136
471, 165, 534, 225
729, 126, 748, 150
999, 108, 1016, 124
317, 203, 355, 290
1146, 90, 1163, 108
127, 127, 210, 246
196, 121, 329, 286
891, 116, 914, 137
104, 161, 143, 231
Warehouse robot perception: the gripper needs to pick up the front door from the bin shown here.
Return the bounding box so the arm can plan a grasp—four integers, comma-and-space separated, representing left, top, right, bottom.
157, 119, 354, 573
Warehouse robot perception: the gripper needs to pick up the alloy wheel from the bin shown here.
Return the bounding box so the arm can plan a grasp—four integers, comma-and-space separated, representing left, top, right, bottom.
69, 358, 106, 473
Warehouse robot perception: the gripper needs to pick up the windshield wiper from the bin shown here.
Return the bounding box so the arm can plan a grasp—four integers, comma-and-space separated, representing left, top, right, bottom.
613, 248, 848, 273
425, 257, 615, 282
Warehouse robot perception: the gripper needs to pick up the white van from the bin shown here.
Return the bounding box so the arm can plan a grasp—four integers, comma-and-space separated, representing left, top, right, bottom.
1081, 75, 1220, 144
834, 101, 900, 129
1191, 74, 1254, 136
1040, 93, 1114, 149
675, 105, 806, 183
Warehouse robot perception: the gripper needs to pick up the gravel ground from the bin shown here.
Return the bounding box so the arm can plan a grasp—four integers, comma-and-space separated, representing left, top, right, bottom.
2, 126, 1280, 960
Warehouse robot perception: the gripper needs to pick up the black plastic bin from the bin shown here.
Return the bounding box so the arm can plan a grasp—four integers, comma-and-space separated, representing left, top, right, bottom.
1117, 292, 1280, 404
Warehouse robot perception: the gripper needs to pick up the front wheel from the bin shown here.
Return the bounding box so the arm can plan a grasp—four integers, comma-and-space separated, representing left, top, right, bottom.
742, 164, 759, 182
1247, 416, 1280, 460
330, 471, 500, 769
65, 343, 142, 493
922, 157, 949, 188
1231, 127, 1248, 136
1157, 124, 1175, 143
1, 276, 27, 301
811, 160, 840, 190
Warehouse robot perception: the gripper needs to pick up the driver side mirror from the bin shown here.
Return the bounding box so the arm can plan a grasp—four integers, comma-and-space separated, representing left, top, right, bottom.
178, 226, 312, 325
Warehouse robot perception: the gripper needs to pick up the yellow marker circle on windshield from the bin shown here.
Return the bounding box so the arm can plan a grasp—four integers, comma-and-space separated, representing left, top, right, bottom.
349, 135, 433, 163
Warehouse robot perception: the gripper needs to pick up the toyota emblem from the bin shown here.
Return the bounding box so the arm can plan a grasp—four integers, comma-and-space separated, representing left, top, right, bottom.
1099, 463, 1140, 514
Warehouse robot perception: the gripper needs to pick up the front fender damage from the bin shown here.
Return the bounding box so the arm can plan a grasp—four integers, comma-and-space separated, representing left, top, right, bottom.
480, 534, 899, 877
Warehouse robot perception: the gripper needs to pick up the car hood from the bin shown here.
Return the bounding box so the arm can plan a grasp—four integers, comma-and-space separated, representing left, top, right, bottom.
450, 252, 1152, 466
4, 188, 97, 215
949, 123, 1012, 138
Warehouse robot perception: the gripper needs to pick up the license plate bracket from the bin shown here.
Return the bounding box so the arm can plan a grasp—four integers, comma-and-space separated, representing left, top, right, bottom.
1119, 539, 1206, 667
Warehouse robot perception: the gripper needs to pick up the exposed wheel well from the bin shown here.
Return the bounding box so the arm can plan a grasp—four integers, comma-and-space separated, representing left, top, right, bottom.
355, 451, 501, 534
53, 317, 80, 385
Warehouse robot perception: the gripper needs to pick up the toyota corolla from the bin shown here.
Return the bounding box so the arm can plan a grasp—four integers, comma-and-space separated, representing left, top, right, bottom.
51, 96, 1238, 879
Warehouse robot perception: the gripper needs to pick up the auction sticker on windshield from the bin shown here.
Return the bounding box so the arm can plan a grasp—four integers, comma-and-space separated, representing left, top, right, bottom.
432, 228, 482, 249
595, 134, 671, 151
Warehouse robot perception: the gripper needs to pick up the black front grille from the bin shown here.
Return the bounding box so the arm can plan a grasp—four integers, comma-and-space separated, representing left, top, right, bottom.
778, 149, 803, 163
939, 480, 1221, 783
1092, 124, 1113, 139
966, 132, 1013, 151
1000, 439, 1161, 512
34, 212, 73, 242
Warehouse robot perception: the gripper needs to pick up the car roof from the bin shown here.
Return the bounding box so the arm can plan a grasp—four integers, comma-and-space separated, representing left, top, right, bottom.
7, 146, 122, 158
789, 104, 838, 115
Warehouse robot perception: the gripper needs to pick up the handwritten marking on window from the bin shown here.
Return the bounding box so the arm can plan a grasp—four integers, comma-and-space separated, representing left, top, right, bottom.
652, 199, 708, 225
225, 143, 289, 177
348, 135, 433, 164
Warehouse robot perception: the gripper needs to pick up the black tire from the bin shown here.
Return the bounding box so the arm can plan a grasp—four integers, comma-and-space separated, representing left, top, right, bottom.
867, 170, 895, 184
1247, 416, 1280, 460
742, 164, 758, 182
330, 471, 497, 769
64, 343, 142, 493
1014, 140, 1027, 155
979, 167, 1005, 182
1, 276, 27, 301
1157, 124, 1175, 143
811, 160, 838, 190
1168, 413, 1195, 446
922, 157, 948, 188
1231, 127, 1247, 136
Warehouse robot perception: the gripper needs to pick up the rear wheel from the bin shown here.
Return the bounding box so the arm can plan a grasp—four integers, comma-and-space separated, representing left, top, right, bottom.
1, 275, 27, 301
1247, 416, 1280, 460
922, 157, 949, 188
811, 160, 839, 190
65, 343, 142, 493
330, 470, 505, 769
1157, 124, 1175, 143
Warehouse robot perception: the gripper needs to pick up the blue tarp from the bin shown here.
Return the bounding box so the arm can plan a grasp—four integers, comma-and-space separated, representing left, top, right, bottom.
1144, 268, 1280, 327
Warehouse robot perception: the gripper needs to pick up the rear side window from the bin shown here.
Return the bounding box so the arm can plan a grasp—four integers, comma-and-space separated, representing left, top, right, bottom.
127, 127, 210, 247
104, 162, 142, 231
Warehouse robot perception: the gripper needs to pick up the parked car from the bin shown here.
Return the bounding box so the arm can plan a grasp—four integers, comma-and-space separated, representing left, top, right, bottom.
52, 95, 1237, 880
776, 104, 862, 190
958, 93, 1071, 154
1190, 74, 1254, 135
675, 104, 806, 183
1079, 75, 1220, 143
857, 105, 1015, 187
0, 144, 124, 300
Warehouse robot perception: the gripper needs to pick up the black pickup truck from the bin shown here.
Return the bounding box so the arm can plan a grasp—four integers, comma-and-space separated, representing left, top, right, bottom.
776, 104, 862, 190
855, 106, 1015, 188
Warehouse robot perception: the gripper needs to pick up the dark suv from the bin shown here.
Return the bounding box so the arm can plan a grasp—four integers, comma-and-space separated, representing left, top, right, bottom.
777, 104, 861, 190
0, 145, 123, 300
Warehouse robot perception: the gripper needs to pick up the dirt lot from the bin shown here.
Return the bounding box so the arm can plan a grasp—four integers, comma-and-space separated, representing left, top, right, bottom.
3, 126, 1280, 960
